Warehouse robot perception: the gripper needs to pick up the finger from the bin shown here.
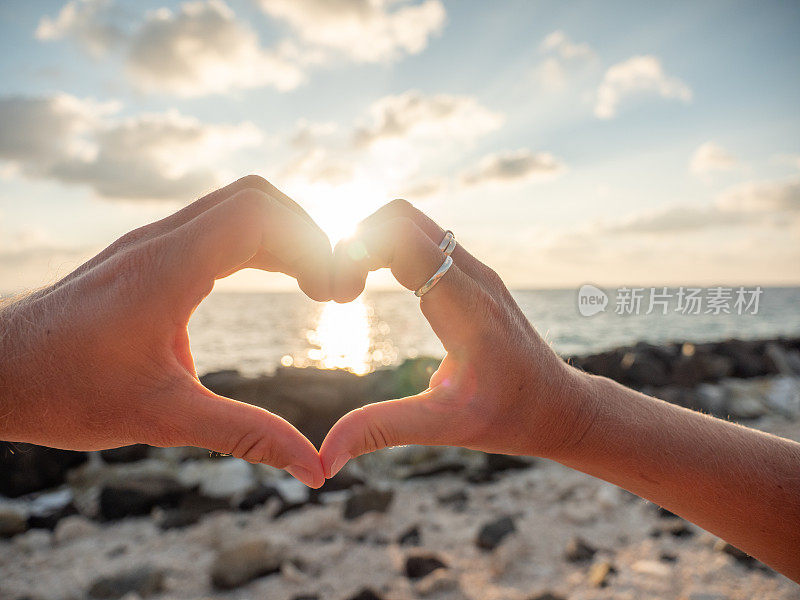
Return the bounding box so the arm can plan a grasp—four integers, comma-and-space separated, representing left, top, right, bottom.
356, 199, 500, 292
49, 176, 325, 293
319, 387, 467, 478
332, 216, 488, 349
161, 188, 332, 302
164, 383, 324, 488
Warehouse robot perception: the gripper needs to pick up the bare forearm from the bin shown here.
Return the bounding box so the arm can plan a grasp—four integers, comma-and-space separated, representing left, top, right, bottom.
551, 371, 800, 581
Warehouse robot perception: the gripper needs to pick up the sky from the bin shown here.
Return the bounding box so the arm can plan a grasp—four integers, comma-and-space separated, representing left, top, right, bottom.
1, 0, 799, 293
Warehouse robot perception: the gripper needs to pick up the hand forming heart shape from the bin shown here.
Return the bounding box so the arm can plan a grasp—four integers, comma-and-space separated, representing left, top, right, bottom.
0, 175, 584, 489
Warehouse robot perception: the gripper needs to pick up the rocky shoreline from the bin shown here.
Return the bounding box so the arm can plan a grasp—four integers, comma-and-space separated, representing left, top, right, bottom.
2, 337, 799, 599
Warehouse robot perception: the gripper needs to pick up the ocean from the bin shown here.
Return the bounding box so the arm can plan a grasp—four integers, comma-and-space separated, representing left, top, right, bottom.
188, 286, 800, 377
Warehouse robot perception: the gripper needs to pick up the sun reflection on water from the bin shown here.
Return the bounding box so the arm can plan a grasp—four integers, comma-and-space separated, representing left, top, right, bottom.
305, 298, 372, 375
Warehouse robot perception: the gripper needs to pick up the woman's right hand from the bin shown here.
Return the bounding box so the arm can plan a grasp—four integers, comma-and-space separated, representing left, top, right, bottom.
319, 199, 596, 478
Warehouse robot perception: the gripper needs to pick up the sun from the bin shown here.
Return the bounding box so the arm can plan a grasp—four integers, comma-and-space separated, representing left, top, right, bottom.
299, 180, 387, 245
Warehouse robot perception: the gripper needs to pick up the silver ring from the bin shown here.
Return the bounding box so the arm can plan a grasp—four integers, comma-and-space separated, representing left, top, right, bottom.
438, 230, 456, 255
414, 255, 453, 297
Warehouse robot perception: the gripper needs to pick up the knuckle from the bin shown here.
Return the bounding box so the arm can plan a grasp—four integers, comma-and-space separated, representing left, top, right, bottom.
229, 430, 276, 465
387, 198, 414, 215
235, 174, 270, 192
356, 406, 395, 453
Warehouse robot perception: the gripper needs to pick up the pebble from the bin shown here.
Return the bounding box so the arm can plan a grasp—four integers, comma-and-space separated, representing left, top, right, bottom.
588, 560, 616, 587
54, 514, 99, 544
405, 554, 448, 579
87, 565, 165, 599
415, 568, 459, 596
99, 475, 186, 520
177, 459, 254, 498
564, 536, 596, 562
347, 589, 383, 600
398, 524, 421, 546
344, 487, 394, 520
475, 515, 516, 551
0, 504, 29, 538
210, 538, 283, 589
528, 592, 567, 600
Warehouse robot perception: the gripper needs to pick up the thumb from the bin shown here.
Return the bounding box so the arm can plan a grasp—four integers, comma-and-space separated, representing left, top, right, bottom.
163, 383, 324, 488
319, 388, 465, 479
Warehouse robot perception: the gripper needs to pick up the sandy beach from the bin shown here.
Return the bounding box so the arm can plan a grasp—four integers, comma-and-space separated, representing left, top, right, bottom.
2, 338, 799, 600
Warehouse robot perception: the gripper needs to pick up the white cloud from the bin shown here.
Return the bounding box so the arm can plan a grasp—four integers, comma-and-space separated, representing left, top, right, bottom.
353, 91, 503, 148
257, 0, 445, 63
393, 177, 445, 200
127, 0, 304, 96
34, 0, 123, 57
0, 94, 262, 201
536, 31, 595, 92
540, 30, 594, 61
595, 55, 692, 119
690, 141, 738, 175
596, 177, 800, 235
460, 149, 566, 187
37, 0, 446, 96
716, 177, 800, 213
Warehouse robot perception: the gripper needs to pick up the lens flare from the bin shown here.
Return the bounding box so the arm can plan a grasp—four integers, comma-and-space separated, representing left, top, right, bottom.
306, 298, 371, 375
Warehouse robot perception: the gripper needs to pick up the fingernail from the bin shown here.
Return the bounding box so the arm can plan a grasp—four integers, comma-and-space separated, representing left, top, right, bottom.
329, 453, 351, 478
286, 464, 315, 488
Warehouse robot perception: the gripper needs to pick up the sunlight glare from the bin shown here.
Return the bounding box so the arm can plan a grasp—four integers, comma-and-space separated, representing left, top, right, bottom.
306, 298, 371, 375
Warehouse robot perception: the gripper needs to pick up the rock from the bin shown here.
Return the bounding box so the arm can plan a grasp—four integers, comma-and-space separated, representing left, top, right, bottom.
344, 487, 394, 520
54, 515, 99, 544
659, 552, 678, 563
437, 489, 468, 511
158, 491, 230, 530
765, 342, 800, 376
726, 394, 767, 420
347, 589, 383, 600
210, 539, 283, 589
475, 515, 516, 551
528, 593, 567, 600
632, 559, 670, 576
0, 505, 29, 538
764, 376, 800, 417
405, 554, 447, 579
714, 539, 762, 568
177, 458, 254, 498
100, 445, 150, 464
483, 453, 534, 473
398, 525, 421, 546
87, 565, 165, 598
238, 483, 281, 511
273, 476, 312, 504
402, 460, 466, 480
99, 475, 187, 520
13, 528, 51, 552
0, 443, 87, 498
564, 537, 596, 562
27, 488, 77, 530
661, 519, 694, 538
315, 468, 365, 494
588, 560, 616, 587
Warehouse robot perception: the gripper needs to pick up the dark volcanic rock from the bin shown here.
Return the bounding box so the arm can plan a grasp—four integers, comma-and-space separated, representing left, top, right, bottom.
348, 589, 384, 600
100, 444, 150, 463
158, 491, 230, 530
404, 554, 448, 579
0, 443, 87, 498
398, 525, 421, 546
564, 537, 596, 562
237, 483, 282, 511
437, 489, 468, 511
210, 539, 282, 589
484, 453, 535, 473
99, 475, 187, 520
343, 487, 394, 520
27, 490, 77, 530
87, 565, 165, 598
476, 515, 516, 551
528, 593, 567, 600
0, 506, 28, 538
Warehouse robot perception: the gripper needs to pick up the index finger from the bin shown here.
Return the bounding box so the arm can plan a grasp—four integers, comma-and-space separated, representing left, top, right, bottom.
161, 188, 333, 303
